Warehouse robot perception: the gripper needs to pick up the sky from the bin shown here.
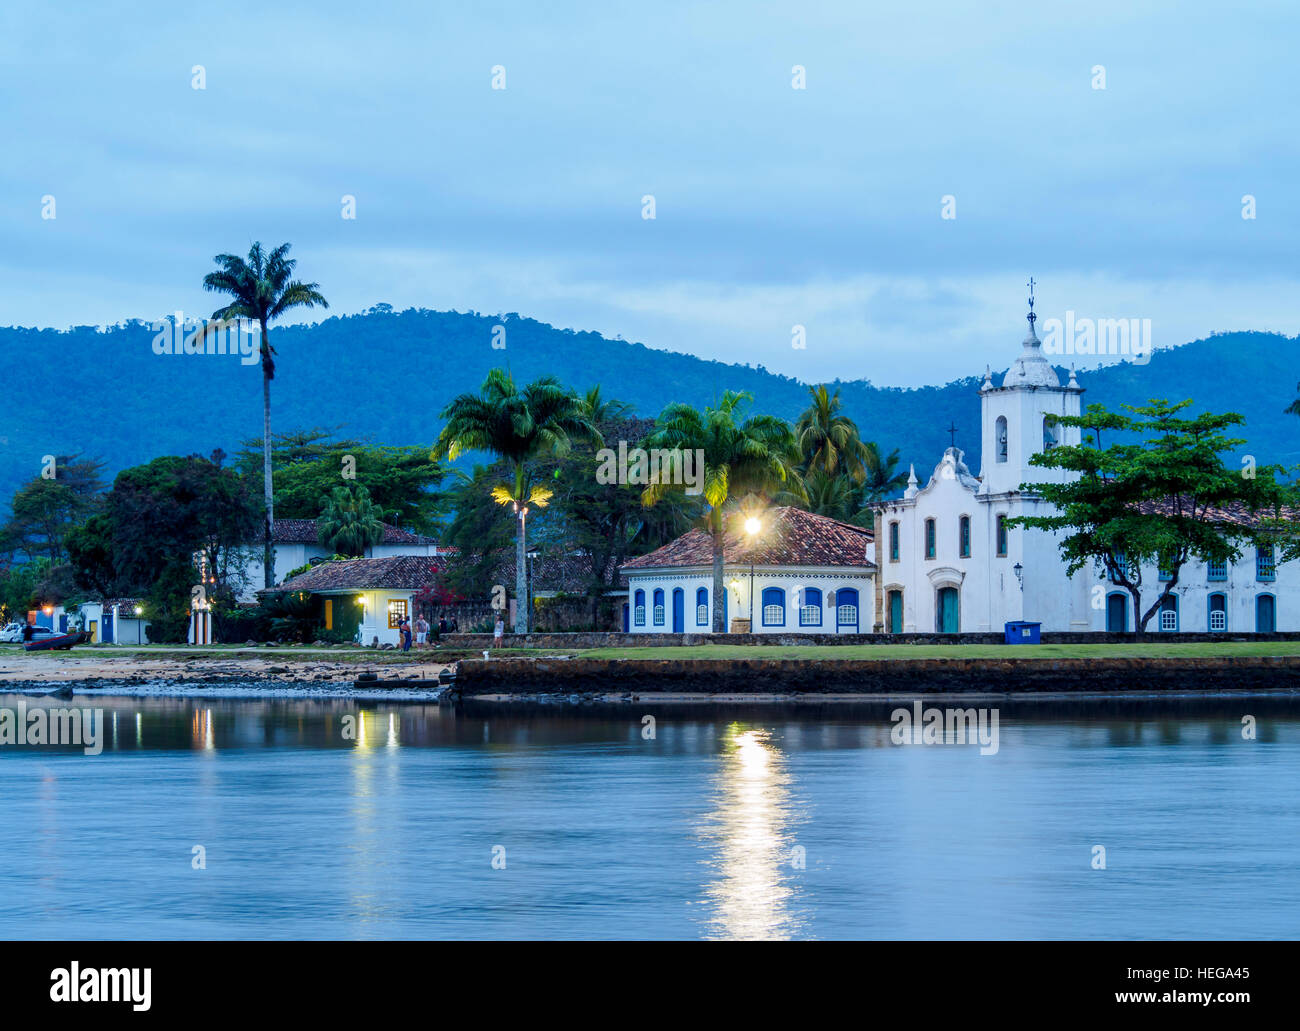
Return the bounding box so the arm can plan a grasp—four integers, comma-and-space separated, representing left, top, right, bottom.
2, 0, 1297, 386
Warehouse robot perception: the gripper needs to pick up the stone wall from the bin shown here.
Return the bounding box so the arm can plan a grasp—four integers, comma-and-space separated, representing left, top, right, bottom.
442, 629, 1300, 649
452, 654, 1300, 696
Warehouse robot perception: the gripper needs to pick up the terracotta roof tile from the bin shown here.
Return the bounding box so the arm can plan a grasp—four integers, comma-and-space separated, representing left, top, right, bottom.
272, 555, 449, 593
621, 507, 875, 572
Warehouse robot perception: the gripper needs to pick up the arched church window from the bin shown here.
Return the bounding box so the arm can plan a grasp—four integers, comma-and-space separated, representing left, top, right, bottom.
1043, 416, 1057, 451
996, 417, 1008, 462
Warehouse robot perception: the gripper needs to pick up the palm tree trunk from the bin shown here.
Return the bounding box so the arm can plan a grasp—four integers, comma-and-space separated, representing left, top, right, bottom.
261, 325, 274, 590
712, 525, 726, 633
515, 512, 528, 635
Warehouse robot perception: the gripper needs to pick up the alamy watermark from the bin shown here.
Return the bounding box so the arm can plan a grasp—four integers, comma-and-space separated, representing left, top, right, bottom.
596, 442, 705, 496
0, 701, 103, 755
890, 702, 999, 755
1040, 311, 1153, 365
149, 310, 261, 365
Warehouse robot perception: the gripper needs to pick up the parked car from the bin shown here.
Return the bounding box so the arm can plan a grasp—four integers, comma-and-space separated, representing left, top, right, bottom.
0, 623, 58, 643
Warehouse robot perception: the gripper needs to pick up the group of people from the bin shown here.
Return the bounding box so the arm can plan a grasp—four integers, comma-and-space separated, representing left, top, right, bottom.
395, 614, 460, 652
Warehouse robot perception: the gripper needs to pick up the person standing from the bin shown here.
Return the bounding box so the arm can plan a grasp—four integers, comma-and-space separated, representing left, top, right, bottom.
415, 614, 428, 649
400, 617, 412, 653
493, 616, 504, 647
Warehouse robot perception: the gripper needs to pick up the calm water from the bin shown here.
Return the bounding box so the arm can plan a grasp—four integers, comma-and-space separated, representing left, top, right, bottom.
1, 691, 1298, 940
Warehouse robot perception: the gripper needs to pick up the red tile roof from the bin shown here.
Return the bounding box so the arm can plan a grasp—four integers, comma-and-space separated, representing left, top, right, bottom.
621, 507, 875, 572
272, 555, 449, 593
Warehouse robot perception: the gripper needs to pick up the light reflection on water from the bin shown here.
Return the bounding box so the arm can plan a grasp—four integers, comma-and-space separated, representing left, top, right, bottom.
699, 727, 803, 940
0, 693, 1298, 940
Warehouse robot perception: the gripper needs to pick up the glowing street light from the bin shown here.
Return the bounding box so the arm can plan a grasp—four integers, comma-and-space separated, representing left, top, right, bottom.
743, 517, 762, 627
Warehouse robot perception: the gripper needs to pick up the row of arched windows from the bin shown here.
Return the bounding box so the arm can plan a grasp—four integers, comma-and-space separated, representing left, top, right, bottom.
632, 586, 861, 630
893, 515, 989, 561
1105, 591, 1277, 633
994, 415, 1058, 462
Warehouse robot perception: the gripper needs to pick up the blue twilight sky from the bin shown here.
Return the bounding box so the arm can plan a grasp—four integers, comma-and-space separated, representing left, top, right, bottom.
1, 0, 1296, 386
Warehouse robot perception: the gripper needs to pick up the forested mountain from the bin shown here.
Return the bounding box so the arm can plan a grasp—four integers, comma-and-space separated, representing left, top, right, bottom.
1, 307, 1295, 506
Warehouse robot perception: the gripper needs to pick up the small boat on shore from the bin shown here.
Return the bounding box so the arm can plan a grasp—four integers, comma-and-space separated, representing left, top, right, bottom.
24, 631, 90, 652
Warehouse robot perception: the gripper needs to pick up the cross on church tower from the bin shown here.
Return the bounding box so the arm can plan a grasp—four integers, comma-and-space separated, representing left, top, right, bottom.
1026, 276, 1037, 328
946, 421, 958, 448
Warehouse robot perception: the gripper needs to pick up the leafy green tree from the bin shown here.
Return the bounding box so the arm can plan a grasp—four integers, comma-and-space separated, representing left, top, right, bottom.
203, 242, 329, 589
642, 390, 801, 632
317, 484, 386, 557
441, 463, 520, 600
1010, 399, 1285, 633
233, 428, 446, 533
433, 369, 600, 632
2, 454, 105, 563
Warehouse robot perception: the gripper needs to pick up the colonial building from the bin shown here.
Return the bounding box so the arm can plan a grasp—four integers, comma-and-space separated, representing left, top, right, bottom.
235, 518, 445, 602
620, 506, 875, 634
873, 297, 1294, 633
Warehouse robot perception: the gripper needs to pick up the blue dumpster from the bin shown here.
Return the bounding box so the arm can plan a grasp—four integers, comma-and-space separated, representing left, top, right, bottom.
1004, 620, 1041, 644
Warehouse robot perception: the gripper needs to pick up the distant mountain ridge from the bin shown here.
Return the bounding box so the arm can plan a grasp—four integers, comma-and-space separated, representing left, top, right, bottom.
0, 309, 1295, 507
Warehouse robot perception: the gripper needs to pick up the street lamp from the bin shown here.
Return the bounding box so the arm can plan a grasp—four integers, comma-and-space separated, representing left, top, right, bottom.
134, 604, 144, 645
743, 517, 761, 629
1013, 562, 1024, 591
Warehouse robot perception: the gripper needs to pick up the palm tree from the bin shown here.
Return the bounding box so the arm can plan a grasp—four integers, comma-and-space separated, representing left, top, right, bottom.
433, 369, 600, 633
642, 390, 802, 632
860, 440, 908, 503
795, 384, 871, 480
777, 466, 860, 522
317, 485, 386, 557
203, 242, 328, 588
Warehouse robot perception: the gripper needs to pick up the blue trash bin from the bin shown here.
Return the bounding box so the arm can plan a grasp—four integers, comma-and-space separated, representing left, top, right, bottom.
1004, 620, 1041, 644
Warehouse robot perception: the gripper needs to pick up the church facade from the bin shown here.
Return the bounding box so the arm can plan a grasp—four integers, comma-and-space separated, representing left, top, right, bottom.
872, 304, 1295, 634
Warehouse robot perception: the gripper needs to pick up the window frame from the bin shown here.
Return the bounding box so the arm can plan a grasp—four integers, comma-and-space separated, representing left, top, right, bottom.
761, 586, 785, 627
959, 515, 971, 559
925, 518, 936, 560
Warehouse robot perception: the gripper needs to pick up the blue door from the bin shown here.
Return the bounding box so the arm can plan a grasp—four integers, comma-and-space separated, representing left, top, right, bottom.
58, 614, 68, 632
937, 587, 960, 633
672, 588, 684, 632
102, 613, 114, 643
835, 588, 859, 633
621, 603, 629, 633
1106, 593, 1128, 632
1257, 594, 1276, 633
888, 591, 903, 634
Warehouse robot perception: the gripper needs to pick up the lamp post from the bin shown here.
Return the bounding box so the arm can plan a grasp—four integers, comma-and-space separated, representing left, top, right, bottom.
1013, 562, 1024, 591
744, 517, 761, 630
134, 604, 143, 645
527, 550, 539, 626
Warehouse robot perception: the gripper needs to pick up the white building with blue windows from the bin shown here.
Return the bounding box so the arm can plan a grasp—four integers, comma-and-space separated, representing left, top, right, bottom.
873, 298, 1294, 634
620, 506, 876, 634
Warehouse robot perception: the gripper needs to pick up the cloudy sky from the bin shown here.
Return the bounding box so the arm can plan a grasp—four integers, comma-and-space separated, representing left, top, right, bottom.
2, 1, 1296, 385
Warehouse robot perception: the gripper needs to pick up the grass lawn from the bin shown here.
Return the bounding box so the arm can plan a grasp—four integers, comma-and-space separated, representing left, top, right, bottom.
574, 642, 1300, 661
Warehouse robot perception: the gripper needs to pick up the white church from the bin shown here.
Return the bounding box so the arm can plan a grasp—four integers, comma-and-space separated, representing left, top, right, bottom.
622, 293, 1293, 636
874, 298, 1293, 635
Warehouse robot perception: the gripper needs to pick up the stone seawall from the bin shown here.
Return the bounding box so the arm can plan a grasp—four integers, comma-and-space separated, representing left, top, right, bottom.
453, 655, 1300, 696
443, 630, 1300, 649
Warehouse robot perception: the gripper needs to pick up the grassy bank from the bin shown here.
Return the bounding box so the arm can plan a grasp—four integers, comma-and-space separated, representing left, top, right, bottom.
573, 641, 1300, 661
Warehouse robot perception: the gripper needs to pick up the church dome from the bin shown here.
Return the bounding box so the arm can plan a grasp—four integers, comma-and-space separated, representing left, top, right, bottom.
1001, 284, 1060, 388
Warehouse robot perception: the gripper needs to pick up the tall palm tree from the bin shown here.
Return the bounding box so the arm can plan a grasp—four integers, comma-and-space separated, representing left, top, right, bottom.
317, 485, 386, 557
203, 242, 328, 588
795, 384, 871, 480
860, 440, 908, 503
642, 390, 802, 632
434, 369, 600, 633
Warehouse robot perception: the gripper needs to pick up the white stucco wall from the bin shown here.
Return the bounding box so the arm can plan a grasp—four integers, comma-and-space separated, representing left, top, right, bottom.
624, 567, 875, 634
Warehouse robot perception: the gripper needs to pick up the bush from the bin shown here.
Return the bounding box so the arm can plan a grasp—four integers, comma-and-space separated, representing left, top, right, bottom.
215, 606, 271, 643
317, 626, 355, 645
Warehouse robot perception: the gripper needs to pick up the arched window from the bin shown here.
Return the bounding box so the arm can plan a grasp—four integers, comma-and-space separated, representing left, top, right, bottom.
959, 516, 971, 558
889, 522, 899, 562
836, 588, 859, 632
1208, 593, 1227, 632
761, 587, 785, 626
1257, 594, 1276, 633
1158, 594, 1178, 632
799, 587, 822, 626
996, 515, 1008, 557
652, 588, 665, 626
695, 587, 708, 626
634, 589, 646, 626
925, 518, 936, 559
996, 416, 1008, 462
1043, 416, 1057, 451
